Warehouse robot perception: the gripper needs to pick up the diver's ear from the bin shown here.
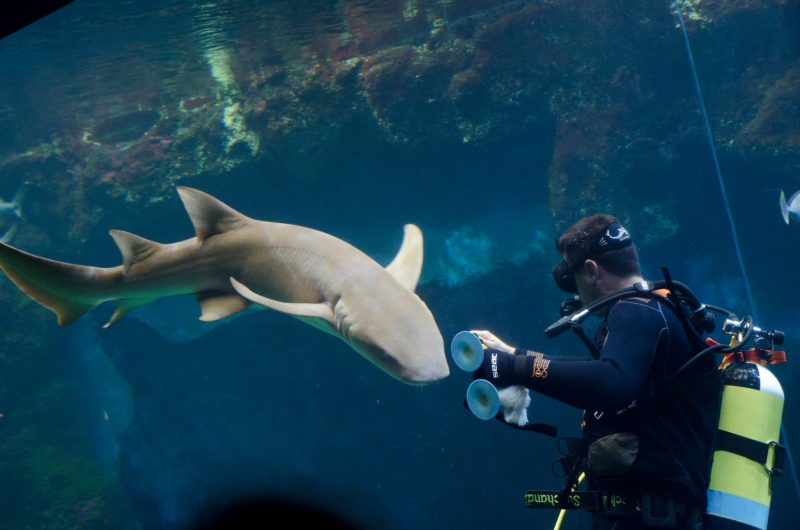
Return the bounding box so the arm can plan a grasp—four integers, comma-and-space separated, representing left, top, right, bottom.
584, 259, 600, 281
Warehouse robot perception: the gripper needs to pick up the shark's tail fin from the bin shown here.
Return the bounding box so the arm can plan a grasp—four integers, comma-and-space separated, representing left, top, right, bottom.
11, 182, 28, 219
0, 241, 114, 325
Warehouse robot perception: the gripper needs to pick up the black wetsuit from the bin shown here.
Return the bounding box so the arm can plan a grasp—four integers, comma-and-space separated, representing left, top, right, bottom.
514, 298, 719, 529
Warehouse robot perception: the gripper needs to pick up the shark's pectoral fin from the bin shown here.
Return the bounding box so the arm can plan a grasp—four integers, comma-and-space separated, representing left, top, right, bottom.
197, 291, 250, 321
229, 277, 335, 323
109, 230, 163, 275
176, 187, 250, 242
385, 224, 424, 292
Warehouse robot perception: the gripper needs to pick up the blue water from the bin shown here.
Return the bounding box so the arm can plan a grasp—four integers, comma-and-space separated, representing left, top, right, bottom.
0, 1, 798, 529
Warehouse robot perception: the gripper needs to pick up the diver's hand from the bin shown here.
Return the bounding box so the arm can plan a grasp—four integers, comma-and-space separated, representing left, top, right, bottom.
470, 330, 515, 354
474, 348, 518, 388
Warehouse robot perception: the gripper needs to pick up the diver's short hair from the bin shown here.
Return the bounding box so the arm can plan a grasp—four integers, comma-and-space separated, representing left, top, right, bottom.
556, 213, 641, 278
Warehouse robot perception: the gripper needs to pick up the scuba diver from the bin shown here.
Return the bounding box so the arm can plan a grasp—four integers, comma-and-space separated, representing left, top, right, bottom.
472, 214, 720, 529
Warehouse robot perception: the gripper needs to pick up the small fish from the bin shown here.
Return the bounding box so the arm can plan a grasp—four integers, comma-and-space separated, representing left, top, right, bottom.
103, 410, 110, 422
0, 182, 27, 244
780, 190, 800, 224
0, 181, 28, 220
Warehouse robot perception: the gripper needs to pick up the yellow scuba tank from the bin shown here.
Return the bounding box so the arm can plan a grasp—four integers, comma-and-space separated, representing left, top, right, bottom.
705, 336, 787, 530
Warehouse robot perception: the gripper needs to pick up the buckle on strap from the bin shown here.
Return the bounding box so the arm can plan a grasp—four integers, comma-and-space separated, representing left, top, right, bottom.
715, 430, 785, 477
641, 493, 677, 528
765, 440, 785, 477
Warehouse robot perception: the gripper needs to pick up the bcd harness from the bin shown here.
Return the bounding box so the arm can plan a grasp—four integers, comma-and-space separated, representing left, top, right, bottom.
525, 268, 787, 520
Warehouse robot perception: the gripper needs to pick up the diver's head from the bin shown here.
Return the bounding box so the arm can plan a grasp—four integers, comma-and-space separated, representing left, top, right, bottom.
552, 214, 642, 303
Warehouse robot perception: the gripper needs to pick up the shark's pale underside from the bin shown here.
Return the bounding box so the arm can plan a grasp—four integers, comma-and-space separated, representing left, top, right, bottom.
0, 187, 450, 385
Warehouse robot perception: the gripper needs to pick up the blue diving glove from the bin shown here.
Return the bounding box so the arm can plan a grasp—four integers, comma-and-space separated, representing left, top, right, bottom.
474, 348, 520, 388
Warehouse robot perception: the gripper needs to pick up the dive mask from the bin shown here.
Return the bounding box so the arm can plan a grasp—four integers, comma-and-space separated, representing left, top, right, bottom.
552, 222, 633, 294
552, 259, 583, 294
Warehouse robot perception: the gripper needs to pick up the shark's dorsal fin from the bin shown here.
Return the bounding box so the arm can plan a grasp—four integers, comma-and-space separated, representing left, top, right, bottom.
197, 290, 250, 321
385, 224, 423, 292
176, 187, 249, 242
109, 230, 162, 275
229, 277, 335, 323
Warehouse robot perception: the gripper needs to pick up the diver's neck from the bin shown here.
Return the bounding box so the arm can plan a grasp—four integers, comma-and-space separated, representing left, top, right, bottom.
583, 275, 642, 318
599, 274, 643, 296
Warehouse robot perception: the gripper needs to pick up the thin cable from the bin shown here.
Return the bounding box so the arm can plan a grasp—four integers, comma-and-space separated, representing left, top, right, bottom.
673, 0, 800, 505
673, 3, 755, 311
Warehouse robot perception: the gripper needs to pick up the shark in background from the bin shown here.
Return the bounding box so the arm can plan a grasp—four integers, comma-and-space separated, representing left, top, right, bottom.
0, 181, 28, 243
0, 186, 449, 385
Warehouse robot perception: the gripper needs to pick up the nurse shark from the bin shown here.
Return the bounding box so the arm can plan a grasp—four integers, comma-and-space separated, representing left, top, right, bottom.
0, 187, 449, 385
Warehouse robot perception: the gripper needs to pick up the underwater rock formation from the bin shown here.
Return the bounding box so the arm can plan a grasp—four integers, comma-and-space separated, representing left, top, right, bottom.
0, 288, 134, 529
0, 0, 796, 246
0, 3, 798, 530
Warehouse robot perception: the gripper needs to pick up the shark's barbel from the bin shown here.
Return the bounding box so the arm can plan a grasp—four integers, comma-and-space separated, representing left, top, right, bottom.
0, 187, 449, 385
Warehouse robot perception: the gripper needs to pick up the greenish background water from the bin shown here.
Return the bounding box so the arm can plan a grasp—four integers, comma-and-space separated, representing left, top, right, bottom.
0, 1, 797, 529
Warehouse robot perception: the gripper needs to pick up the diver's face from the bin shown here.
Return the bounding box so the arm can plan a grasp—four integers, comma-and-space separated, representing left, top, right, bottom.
553, 258, 581, 294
